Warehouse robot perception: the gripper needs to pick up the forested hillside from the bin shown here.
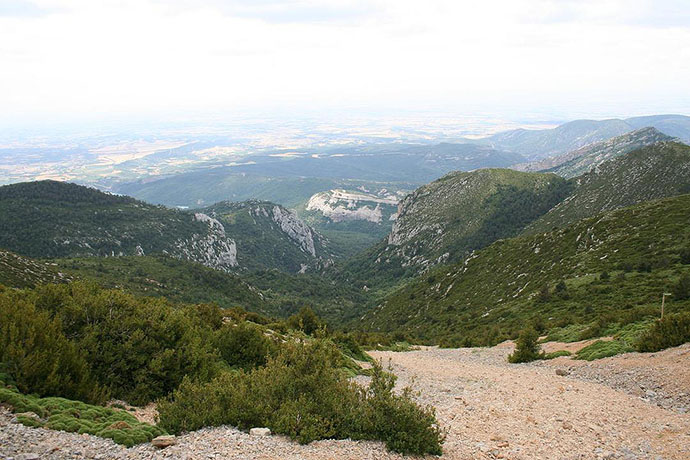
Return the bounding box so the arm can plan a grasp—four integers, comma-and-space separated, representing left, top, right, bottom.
363, 194, 690, 345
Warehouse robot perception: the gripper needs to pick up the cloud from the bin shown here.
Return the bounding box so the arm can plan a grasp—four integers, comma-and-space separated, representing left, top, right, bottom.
158, 0, 377, 25
0, 0, 59, 17
0, 0, 688, 118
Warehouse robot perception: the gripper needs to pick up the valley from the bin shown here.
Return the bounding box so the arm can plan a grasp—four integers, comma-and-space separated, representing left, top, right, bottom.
1, 116, 690, 459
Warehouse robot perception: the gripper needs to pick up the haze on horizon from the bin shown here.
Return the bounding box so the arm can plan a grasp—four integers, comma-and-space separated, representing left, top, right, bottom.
1, 0, 689, 125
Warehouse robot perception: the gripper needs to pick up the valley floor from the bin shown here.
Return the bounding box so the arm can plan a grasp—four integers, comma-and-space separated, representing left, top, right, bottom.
1, 344, 689, 460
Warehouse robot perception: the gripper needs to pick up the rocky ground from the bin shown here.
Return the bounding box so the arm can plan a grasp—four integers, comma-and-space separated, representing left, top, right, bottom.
2, 343, 689, 460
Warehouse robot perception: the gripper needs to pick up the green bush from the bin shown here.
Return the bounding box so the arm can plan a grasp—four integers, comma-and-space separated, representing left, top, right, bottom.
673, 275, 690, 300
286, 306, 324, 336
0, 383, 164, 446
0, 292, 107, 404
158, 339, 444, 456
636, 312, 690, 352
679, 248, 690, 265
543, 350, 572, 360
214, 322, 276, 370
508, 328, 543, 363
575, 340, 633, 361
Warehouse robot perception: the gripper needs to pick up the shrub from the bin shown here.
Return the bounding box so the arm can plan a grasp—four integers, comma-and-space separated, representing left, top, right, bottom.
287, 306, 323, 336
508, 328, 543, 363
679, 248, 690, 265
0, 382, 164, 447
214, 322, 276, 370
543, 350, 572, 360
158, 339, 444, 456
575, 340, 632, 361
0, 292, 107, 404
672, 274, 690, 300
636, 312, 690, 352
536, 284, 551, 303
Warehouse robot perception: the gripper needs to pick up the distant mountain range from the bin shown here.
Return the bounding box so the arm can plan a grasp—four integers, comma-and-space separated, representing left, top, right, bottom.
478, 114, 690, 160
2, 116, 690, 346
525, 141, 690, 233
511, 127, 674, 178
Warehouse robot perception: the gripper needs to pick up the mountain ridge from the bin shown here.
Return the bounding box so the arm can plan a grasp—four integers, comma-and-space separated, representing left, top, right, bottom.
0, 180, 327, 273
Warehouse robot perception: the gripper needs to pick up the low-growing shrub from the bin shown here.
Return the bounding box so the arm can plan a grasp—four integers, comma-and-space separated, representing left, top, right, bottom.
575, 340, 633, 361
158, 339, 444, 456
673, 275, 690, 300
0, 376, 164, 447
636, 312, 690, 352
543, 350, 572, 360
0, 292, 107, 404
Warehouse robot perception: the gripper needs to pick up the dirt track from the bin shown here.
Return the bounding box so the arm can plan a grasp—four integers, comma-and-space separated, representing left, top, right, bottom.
366, 343, 690, 459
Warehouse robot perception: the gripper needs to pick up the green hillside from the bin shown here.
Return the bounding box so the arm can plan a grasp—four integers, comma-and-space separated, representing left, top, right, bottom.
0, 249, 72, 288
362, 194, 690, 345
526, 141, 690, 234
0, 181, 329, 274
0, 180, 238, 270
339, 169, 572, 291
52, 256, 270, 314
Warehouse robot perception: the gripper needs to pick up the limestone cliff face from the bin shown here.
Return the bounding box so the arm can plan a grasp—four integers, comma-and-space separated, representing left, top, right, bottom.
170, 213, 238, 270
270, 206, 317, 257
306, 189, 402, 225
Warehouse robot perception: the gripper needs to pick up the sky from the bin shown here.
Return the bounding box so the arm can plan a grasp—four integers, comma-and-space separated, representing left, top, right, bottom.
1, 0, 689, 122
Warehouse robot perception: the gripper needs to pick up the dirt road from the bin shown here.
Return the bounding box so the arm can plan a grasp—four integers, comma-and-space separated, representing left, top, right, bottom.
366, 344, 690, 459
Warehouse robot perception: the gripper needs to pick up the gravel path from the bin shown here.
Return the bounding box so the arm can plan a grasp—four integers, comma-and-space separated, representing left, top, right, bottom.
2, 344, 689, 460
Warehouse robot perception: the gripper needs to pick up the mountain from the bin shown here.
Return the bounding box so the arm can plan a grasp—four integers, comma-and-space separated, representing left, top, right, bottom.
479, 114, 690, 160
198, 200, 332, 273
512, 127, 674, 178
340, 169, 572, 290
0, 181, 326, 273
0, 249, 72, 288
362, 193, 690, 344
625, 114, 690, 141
525, 141, 690, 234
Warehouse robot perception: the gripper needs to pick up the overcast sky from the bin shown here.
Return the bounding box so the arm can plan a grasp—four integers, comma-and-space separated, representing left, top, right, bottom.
1, 0, 689, 121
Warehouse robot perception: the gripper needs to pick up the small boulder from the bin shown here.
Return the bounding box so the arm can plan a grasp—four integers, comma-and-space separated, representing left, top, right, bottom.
250, 427, 271, 436
15, 412, 41, 421
562, 421, 573, 430
151, 435, 176, 448
555, 369, 569, 376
